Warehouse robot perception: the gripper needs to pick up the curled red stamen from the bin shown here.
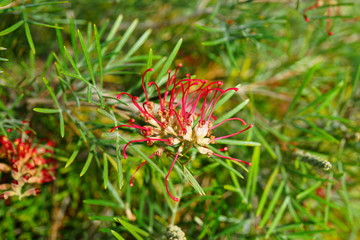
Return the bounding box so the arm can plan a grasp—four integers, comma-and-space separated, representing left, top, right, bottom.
214, 124, 254, 141
212, 153, 251, 166
165, 151, 181, 201
141, 68, 154, 103
210, 118, 247, 130
129, 152, 156, 187
110, 124, 149, 133
123, 138, 169, 159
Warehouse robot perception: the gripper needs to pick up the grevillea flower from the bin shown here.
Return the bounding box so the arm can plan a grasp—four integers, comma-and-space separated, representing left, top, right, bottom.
112, 64, 253, 201
0, 129, 57, 200
302, 0, 357, 36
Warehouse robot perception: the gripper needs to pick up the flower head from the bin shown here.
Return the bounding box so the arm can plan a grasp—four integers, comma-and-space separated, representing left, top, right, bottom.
113, 65, 253, 201
0, 129, 57, 200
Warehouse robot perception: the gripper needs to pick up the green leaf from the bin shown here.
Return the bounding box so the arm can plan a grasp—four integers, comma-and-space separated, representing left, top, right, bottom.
69, 19, 79, 60
291, 197, 322, 224
27, 20, 63, 29
62, 46, 82, 76
202, 37, 228, 46
107, 181, 125, 208
253, 127, 277, 159
89, 216, 115, 221
0, 20, 24, 36
214, 83, 241, 111
114, 218, 149, 240
42, 77, 61, 108
59, 111, 65, 138
111, 230, 126, 240
304, 120, 339, 143
296, 81, 344, 115
296, 181, 322, 200
0, 0, 12, 7
265, 197, 290, 238
215, 139, 261, 147
338, 161, 354, 225
78, 30, 95, 85
80, 151, 94, 177
122, 29, 152, 62
83, 199, 117, 208
285, 229, 334, 239
286, 65, 317, 117
105, 15, 123, 42
259, 180, 285, 228
155, 38, 183, 86
33, 108, 60, 113
42, 77, 63, 137
145, 48, 153, 83
94, 24, 104, 90
65, 139, 83, 168
256, 166, 279, 216
103, 152, 109, 189
106, 19, 139, 68
215, 99, 250, 124
24, 21, 36, 55
182, 165, 205, 196
245, 146, 260, 200
195, 24, 223, 33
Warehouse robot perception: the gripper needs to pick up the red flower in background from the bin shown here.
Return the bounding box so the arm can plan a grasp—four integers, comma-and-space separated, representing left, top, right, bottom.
0, 129, 57, 200
112, 64, 253, 201
302, 0, 358, 36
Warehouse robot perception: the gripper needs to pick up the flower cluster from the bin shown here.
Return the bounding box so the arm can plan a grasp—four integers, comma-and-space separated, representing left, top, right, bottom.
112, 64, 253, 201
0, 129, 57, 200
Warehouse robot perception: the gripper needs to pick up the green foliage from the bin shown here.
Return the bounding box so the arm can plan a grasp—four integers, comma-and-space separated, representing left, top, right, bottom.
1, 0, 359, 239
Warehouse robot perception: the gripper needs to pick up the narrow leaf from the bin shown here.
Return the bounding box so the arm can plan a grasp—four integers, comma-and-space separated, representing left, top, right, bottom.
259, 180, 285, 228
106, 19, 138, 67
111, 230, 126, 240
245, 146, 260, 200
103, 152, 109, 189
155, 38, 183, 86
215, 99, 250, 124
59, 111, 65, 138
94, 24, 104, 89
265, 197, 290, 238
115, 218, 149, 239
202, 37, 228, 46
0, 20, 24, 36
65, 139, 83, 168
33, 108, 59, 113
78, 30, 95, 85
183, 165, 205, 196
296, 81, 344, 115
123, 29, 151, 61
256, 166, 279, 216
24, 21, 36, 54
83, 199, 117, 208
80, 151, 94, 177
216, 139, 261, 147
286, 65, 317, 117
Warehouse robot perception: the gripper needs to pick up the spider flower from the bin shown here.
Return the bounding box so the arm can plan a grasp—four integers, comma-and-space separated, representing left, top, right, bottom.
302, 0, 346, 36
112, 65, 253, 201
0, 130, 57, 200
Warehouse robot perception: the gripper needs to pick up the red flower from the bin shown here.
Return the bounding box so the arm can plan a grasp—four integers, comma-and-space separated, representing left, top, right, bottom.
302, 0, 356, 36
0, 129, 57, 200
112, 65, 253, 201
